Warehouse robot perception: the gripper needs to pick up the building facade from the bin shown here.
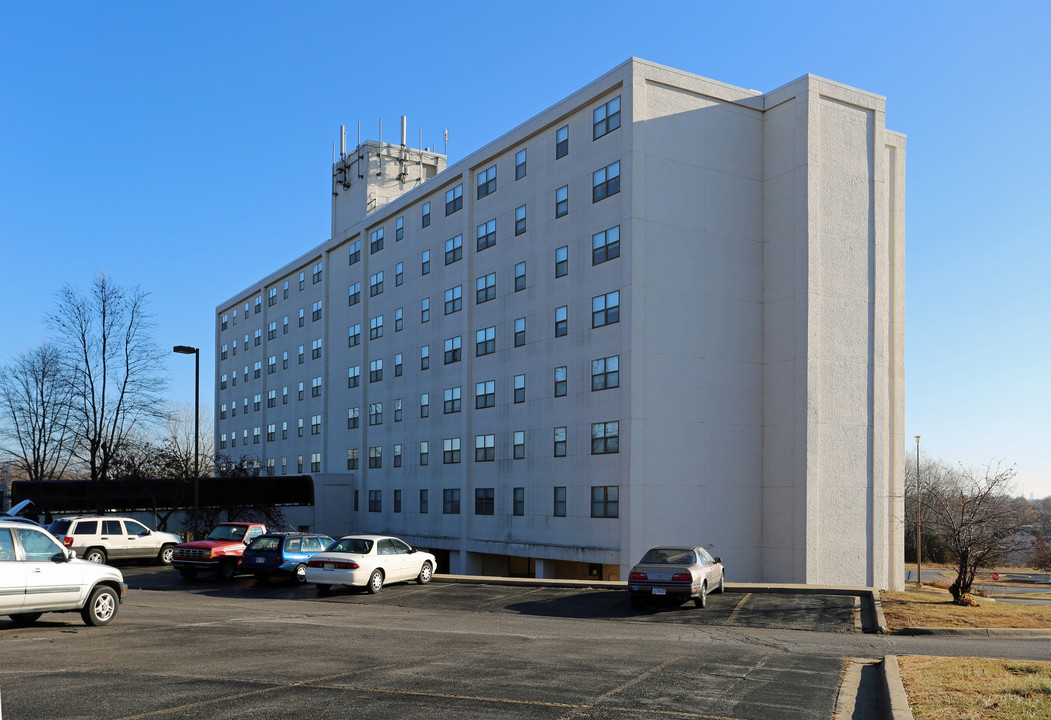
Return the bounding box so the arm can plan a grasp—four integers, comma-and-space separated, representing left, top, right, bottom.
214, 58, 906, 589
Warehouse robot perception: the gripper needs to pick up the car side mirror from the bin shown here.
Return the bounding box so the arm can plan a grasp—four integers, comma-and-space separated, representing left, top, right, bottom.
714, 557, 722, 564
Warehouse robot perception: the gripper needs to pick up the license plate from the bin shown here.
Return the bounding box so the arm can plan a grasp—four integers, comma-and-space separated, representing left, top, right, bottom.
652, 587, 666, 596
324, 563, 335, 571
254, 557, 265, 564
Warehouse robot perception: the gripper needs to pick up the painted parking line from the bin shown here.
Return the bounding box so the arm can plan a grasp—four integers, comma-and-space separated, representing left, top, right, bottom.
727, 593, 752, 624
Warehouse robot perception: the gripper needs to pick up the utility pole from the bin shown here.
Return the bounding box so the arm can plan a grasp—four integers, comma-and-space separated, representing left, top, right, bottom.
915, 435, 922, 587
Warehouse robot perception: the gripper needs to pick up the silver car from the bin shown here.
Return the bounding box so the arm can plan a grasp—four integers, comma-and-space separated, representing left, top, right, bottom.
628, 546, 725, 609
0, 520, 127, 626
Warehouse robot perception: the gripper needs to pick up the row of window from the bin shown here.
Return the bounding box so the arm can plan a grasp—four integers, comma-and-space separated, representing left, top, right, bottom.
357, 485, 619, 519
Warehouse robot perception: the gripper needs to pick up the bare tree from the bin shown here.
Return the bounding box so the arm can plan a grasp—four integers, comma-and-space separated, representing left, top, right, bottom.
0, 344, 74, 482
161, 402, 214, 480
49, 274, 168, 488
920, 459, 1033, 604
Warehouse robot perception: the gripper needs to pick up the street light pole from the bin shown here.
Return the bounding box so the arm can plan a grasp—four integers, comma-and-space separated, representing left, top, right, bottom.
173, 346, 200, 539
915, 435, 921, 587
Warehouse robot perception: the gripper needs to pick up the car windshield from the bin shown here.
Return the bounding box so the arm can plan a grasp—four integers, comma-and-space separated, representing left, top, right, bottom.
206, 525, 247, 542
639, 548, 696, 565
327, 538, 373, 554
248, 536, 281, 552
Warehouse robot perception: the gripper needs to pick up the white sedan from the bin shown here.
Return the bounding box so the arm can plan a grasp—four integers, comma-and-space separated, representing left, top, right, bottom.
305, 535, 436, 594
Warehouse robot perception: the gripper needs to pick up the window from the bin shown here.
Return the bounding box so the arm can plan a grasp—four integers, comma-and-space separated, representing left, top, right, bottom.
592, 225, 621, 264
475, 326, 495, 356
396, 216, 404, 241
370, 271, 383, 296
282, 386, 288, 404
348, 282, 361, 306
311, 338, 322, 360
514, 261, 526, 292
445, 184, 463, 215
444, 285, 462, 314
221, 314, 228, 331
420, 393, 429, 418
349, 241, 361, 265
394, 488, 402, 511
555, 306, 568, 337
369, 446, 382, 469
253, 393, 261, 411
444, 336, 461, 364
395, 307, 403, 332
555, 125, 568, 158
421, 344, 430, 370
283, 280, 289, 299
514, 317, 525, 347
348, 323, 361, 347
421, 297, 430, 323
443, 487, 461, 513
370, 227, 384, 254
421, 200, 432, 227
592, 291, 620, 327
592, 160, 621, 202
298, 381, 304, 400
514, 205, 526, 236
267, 355, 276, 374
370, 398, 384, 424
555, 246, 568, 277
419, 443, 429, 468
394, 398, 403, 422
395, 261, 403, 286
476, 219, 496, 251
348, 365, 360, 388
477, 165, 496, 199
369, 490, 382, 511
220, 403, 227, 420
310, 452, 321, 472
298, 455, 304, 473
513, 431, 525, 460
513, 487, 525, 516
591, 486, 619, 518
445, 235, 463, 264
267, 322, 276, 340
255, 295, 262, 314
298, 346, 304, 364
394, 353, 403, 377
515, 149, 526, 179
592, 355, 620, 390
312, 261, 323, 284
554, 487, 567, 517
554, 366, 567, 397
283, 316, 289, 334
282, 420, 288, 438
474, 436, 495, 463
369, 359, 383, 383
475, 380, 495, 409
311, 415, 321, 435
591, 421, 620, 454
443, 386, 461, 414
555, 185, 568, 218
593, 95, 621, 139
347, 448, 359, 470
254, 361, 262, 378
554, 426, 567, 457
268, 424, 278, 442
220, 433, 227, 449
514, 374, 525, 403
312, 300, 323, 321
474, 487, 495, 514
267, 389, 276, 407
348, 407, 360, 429
268, 288, 277, 307
370, 314, 383, 339
254, 329, 262, 347
312, 376, 322, 397
443, 439, 461, 465
476, 273, 496, 303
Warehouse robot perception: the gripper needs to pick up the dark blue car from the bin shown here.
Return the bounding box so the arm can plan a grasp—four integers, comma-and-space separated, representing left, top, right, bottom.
242, 532, 334, 584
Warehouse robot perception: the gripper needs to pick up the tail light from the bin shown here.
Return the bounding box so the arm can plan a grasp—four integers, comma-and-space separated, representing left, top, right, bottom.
671, 573, 692, 582
628, 572, 647, 581
62, 537, 74, 548
307, 559, 359, 570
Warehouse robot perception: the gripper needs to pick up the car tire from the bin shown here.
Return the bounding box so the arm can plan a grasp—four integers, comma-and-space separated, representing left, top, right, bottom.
178, 568, 197, 581
85, 547, 107, 564
694, 582, 708, 609
158, 545, 176, 565
218, 559, 238, 581
9, 612, 43, 626
294, 564, 308, 584
416, 562, 432, 585
317, 583, 332, 596
366, 569, 384, 594
81, 586, 119, 626
715, 572, 726, 593
630, 596, 647, 609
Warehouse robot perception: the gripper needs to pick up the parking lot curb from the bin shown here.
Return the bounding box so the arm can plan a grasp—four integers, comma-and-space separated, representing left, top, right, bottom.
432, 576, 889, 633
880, 655, 915, 720
896, 626, 1051, 637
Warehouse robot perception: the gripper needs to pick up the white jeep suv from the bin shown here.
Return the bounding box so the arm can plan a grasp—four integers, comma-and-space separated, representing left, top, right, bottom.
0, 520, 127, 626
47, 515, 181, 565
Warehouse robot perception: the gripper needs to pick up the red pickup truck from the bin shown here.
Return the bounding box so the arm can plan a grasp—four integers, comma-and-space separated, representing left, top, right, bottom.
171, 522, 267, 580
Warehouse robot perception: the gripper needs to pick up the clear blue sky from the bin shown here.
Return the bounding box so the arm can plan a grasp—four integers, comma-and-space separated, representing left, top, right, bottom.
2, 2, 1048, 496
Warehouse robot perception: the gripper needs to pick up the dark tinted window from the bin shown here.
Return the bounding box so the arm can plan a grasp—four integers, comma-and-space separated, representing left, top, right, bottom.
102, 520, 122, 534
48, 520, 73, 535
74, 521, 98, 535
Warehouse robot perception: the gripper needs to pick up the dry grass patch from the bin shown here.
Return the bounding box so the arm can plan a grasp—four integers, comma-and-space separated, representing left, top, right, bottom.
899, 655, 1051, 719
881, 585, 1051, 631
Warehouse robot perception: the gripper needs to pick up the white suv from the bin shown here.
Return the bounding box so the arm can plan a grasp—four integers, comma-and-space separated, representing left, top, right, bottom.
48, 516, 182, 565
0, 520, 127, 626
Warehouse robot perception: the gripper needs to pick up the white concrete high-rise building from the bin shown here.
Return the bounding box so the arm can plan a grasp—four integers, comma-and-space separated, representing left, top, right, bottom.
215, 58, 906, 589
